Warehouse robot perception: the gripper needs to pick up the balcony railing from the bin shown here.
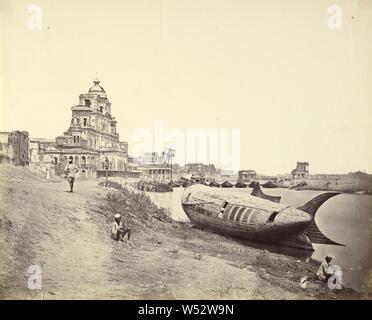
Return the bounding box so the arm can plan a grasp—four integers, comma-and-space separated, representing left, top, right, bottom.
58, 141, 88, 148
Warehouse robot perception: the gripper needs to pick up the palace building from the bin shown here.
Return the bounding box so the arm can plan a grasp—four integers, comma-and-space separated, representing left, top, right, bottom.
44, 79, 129, 178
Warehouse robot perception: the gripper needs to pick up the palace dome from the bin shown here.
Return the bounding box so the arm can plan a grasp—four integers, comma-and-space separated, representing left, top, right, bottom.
88, 79, 107, 98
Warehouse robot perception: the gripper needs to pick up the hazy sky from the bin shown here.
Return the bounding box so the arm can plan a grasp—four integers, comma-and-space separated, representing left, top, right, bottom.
1, 0, 371, 174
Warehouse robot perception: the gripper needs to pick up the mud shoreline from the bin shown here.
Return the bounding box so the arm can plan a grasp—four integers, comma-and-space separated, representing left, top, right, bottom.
96, 180, 366, 300
0, 165, 367, 299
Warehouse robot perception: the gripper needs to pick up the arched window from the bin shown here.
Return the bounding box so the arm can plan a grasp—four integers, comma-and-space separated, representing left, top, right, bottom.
69, 156, 73, 163
74, 156, 79, 165
85, 99, 91, 107
81, 156, 86, 165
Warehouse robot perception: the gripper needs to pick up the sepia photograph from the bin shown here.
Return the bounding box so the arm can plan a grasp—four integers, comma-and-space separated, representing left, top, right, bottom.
0, 0, 371, 307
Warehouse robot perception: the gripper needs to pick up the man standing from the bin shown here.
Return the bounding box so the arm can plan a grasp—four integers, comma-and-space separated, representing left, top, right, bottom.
316, 254, 335, 282
64, 158, 79, 192
111, 213, 132, 245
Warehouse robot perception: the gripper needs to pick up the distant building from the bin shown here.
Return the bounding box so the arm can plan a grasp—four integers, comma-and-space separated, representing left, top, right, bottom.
0, 131, 29, 166
28, 138, 58, 178
43, 79, 130, 178
171, 163, 182, 179
29, 138, 56, 162
127, 156, 140, 172
139, 152, 166, 165
144, 166, 171, 181
220, 169, 235, 177
291, 162, 309, 179
185, 163, 216, 179
29, 140, 40, 163
238, 170, 257, 182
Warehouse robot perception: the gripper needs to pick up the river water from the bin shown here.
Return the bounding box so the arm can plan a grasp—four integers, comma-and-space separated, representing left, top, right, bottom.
146, 186, 371, 292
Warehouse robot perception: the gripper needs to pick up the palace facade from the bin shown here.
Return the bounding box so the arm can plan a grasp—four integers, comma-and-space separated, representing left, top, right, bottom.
45, 79, 129, 178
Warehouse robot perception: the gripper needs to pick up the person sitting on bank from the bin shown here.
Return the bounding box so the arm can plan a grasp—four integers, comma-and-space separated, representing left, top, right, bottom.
111, 213, 132, 245
64, 159, 79, 193
316, 254, 335, 282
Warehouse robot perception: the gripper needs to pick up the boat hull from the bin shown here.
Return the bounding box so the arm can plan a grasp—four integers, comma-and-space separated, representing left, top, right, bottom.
182, 203, 313, 250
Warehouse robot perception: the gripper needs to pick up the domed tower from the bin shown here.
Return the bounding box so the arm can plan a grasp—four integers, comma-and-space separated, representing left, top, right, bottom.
51, 79, 129, 178
78, 79, 111, 114
88, 79, 107, 98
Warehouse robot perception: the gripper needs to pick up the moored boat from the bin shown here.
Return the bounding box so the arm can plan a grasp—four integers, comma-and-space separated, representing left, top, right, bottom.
248, 181, 257, 188
137, 179, 173, 192
262, 181, 278, 188
209, 180, 221, 187
171, 180, 182, 187
182, 180, 194, 188
235, 181, 247, 188
221, 181, 233, 188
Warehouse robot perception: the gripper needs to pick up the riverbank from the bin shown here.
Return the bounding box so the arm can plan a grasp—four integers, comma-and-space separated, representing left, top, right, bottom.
0, 164, 367, 299
276, 176, 372, 194
96, 180, 367, 299
183, 174, 372, 194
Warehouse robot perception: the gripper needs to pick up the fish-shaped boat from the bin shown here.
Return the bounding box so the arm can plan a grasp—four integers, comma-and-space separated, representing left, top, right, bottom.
181, 185, 343, 250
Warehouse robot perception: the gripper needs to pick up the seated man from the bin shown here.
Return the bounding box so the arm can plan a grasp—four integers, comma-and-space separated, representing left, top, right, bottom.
111, 213, 132, 245
316, 254, 335, 282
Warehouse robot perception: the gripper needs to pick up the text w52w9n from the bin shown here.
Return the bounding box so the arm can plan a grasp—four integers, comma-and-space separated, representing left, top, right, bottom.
181, 304, 233, 315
